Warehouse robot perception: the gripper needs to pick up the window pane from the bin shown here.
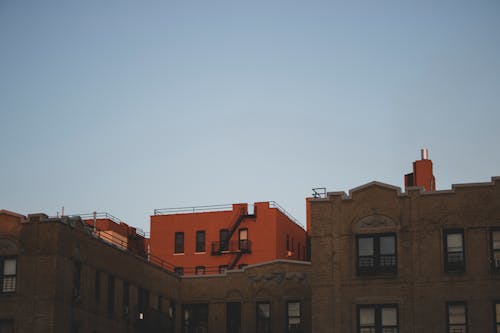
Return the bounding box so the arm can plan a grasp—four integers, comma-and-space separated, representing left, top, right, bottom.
258, 303, 270, 318
358, 238, 374, 256
359, 308, 375, 325
382, 307, 397, 326
493, 231, 500, 249
3, 259, 16, 275
448, 304, 466, 324
447, 234, 463, 251
496, 303, 500, 322
288, 302, 300, 317
380, 236, 395, 255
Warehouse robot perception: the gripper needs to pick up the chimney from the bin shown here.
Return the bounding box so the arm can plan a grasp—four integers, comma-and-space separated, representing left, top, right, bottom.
404, 149, 436, 192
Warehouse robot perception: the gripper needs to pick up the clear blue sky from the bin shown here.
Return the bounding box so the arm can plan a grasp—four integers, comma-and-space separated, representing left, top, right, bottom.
1, 0, 499, 231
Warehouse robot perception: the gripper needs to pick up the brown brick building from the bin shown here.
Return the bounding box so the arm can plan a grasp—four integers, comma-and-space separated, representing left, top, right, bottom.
0, 210, 311, 333
308, 177, 500, 333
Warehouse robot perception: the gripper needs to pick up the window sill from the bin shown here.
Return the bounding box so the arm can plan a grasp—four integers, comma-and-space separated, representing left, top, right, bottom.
173, 253, 185, 256
194, 252, 206, 255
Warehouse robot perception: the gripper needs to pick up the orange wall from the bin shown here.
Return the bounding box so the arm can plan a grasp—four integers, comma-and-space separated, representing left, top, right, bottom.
149, 202, 307, 274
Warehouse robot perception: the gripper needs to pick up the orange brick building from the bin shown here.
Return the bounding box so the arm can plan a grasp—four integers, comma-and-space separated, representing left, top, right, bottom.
149, 202, 307, 275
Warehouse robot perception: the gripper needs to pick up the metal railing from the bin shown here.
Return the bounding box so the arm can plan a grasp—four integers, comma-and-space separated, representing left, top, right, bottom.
211, 240, 252, 255
268, 201, 304, 228
153, 204, 234, 216
73, 212, 146, 237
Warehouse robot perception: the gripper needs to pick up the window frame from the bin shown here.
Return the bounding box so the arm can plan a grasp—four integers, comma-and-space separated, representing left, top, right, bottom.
195, 266, 206, 275
220, 229, 230, 252
494, 301, 500, 333
356, 303, 399, 333
356, 233, 397, 275
286, 300, 302, 333
0, 257, 17, 294
446, 301, 467, 333
256, 301, 272, 333
174, 232, 184, 254
443, 229, 465, 273
490, 228, 500, 273
196, 230, 206, 253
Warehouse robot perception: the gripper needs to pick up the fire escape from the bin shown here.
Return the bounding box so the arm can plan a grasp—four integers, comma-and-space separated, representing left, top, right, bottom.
211, 206, 255, 269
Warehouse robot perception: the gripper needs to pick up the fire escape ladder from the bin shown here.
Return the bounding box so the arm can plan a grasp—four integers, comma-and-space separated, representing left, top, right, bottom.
228, 212, 246, 242
229, 251, 244, 270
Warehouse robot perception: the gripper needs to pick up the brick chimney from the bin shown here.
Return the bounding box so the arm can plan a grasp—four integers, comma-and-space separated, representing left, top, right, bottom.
404, 148, 436, 191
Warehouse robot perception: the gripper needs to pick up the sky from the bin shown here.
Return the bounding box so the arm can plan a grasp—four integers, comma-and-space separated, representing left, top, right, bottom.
1, 0, 499, 232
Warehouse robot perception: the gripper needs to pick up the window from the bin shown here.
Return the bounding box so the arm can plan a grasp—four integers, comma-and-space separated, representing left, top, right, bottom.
220, 229, 229, 252
226, 302, 241, 333
444, 230, 465, 272
195, 266, 206, 275
196, 231, 205, 253
287, 301, 301, 333
0, 319, 14, 333
239, 228, 248, 252
298, 242, 301, 258
491, 229, 500, 272
174, 267, 184, 276
107, 275, 115, 314
257, 302, 271, 333
73, 261, 81, 299
123, 281, 129, 314
138, 288, 149, 314
447, 302, 467, 333
219, 265, 228, 274
357, 234, 397, 274
494, 302, 500, 333
175, 232, 184, 254
357, 304, 398, 333
95, 271, 101, 303
1, 258, 16, 293
286, 235, 290, 251
158, 295, 163, 313
182, 304, 208, 333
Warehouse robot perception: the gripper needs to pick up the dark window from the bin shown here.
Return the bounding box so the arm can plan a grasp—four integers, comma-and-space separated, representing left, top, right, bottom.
358, 304, 398, 333
175, 232, 184, 254
95, 271, 101, 303
174, 267, 184, 276
182, 304, 208, 333
256, 302, 271, 333
138, 288, 149, 314
195, 266, 206, 275
226, 302, 241, 333
158, 295, 163, 313
239, 228, 248, 251
447, 302, 467, 333
220, 229, 229, 251
491, 229, 500, 272
219, 265, 228, 274
0, 257, 16, 293
357, 234, 397, 274
287, 301, 301, 333
73, 261, 81, 299
196, 231, 206, 253
444, 230, 465, 273
107, 275, 115, 314
298, 242, 301, 258
169, 301, 176, 333
494, 302, 500, 333
0, 319, 14, 333
286, 235, 290, 251
123, 281, 129, 314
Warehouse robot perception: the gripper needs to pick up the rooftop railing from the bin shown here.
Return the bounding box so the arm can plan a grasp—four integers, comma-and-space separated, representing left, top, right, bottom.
268, 201, 304, 228
153, 204, 234, 215
72, 212, 145, 237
